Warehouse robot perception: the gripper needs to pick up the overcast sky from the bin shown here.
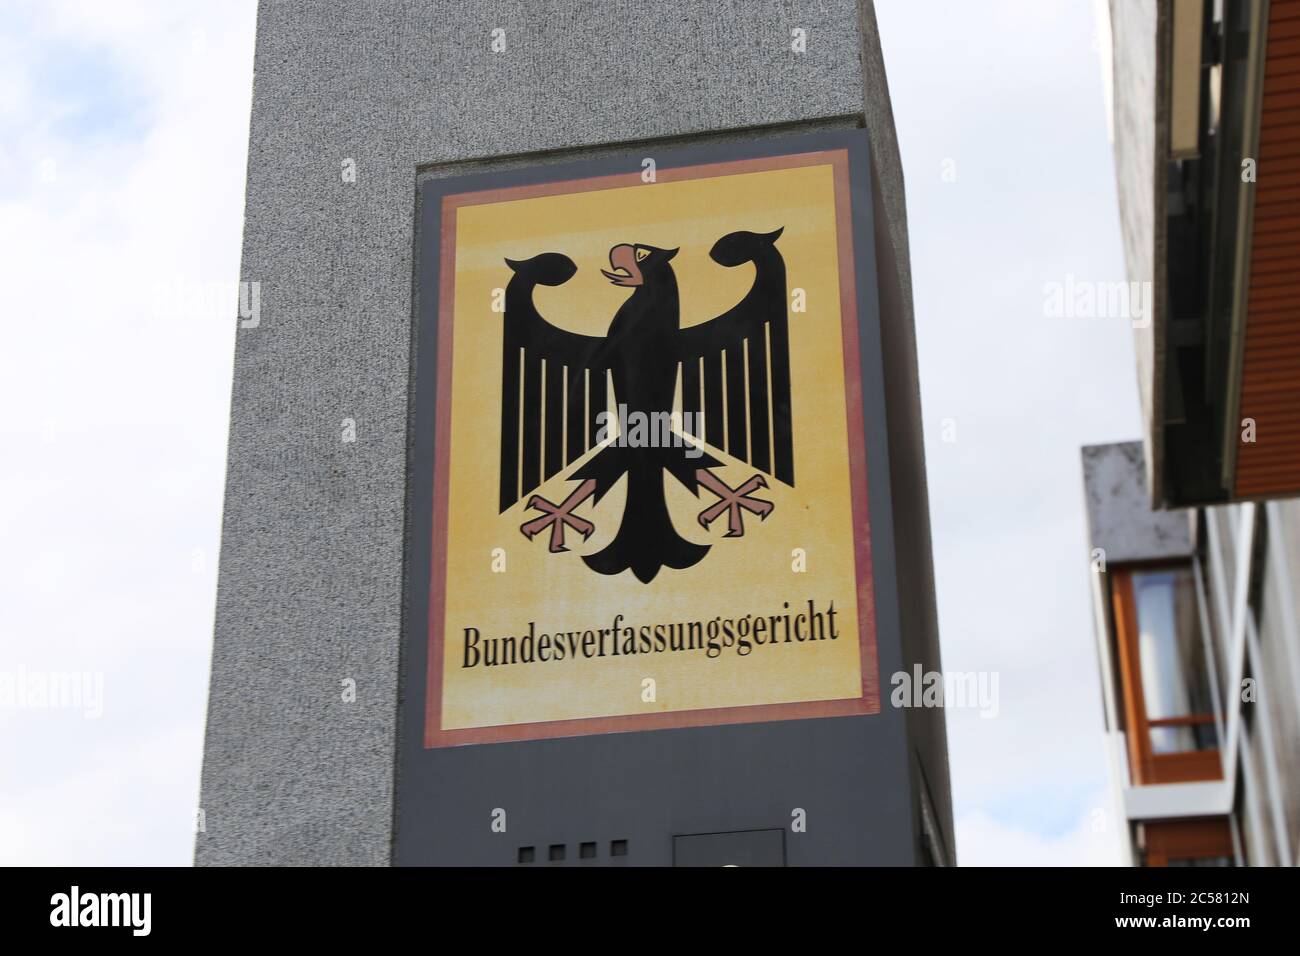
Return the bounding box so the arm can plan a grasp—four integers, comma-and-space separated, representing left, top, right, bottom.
1, 1, 1141, 865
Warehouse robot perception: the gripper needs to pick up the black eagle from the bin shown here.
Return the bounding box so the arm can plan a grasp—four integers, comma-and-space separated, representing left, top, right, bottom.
499, 229, 795, 583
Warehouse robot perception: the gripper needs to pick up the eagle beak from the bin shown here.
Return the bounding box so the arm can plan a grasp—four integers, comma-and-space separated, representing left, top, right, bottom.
601, 244, 643, 287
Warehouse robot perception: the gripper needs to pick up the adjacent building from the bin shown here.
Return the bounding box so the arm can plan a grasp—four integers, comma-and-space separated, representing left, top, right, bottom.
1084, 0, 1300, 866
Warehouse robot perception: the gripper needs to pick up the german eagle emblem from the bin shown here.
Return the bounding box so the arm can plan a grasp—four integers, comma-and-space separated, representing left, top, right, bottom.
499, 229, 795, 583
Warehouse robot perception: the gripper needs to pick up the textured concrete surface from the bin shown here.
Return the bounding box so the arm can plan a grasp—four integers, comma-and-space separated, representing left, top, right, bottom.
1081, 441, 1192, 564
198, 0, 923, 865
1108, 0, 1165, 501
1256, 500, 1300, 857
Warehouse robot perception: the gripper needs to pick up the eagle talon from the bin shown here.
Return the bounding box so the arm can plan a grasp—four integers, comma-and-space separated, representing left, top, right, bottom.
519, 479, 597, 554
694, 469, 775, 538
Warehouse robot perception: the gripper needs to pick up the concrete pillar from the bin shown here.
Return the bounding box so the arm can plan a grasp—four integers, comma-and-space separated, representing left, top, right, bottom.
197, 0, 947, 866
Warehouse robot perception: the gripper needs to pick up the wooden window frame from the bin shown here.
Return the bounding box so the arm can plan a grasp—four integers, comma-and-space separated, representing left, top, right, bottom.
1110, 564, 1222, 786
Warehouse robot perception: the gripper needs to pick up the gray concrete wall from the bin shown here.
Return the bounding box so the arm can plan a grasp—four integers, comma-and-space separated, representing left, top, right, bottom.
197, 0, 934, 865
1251, 500, 1300, 862
1081, 441, 1193, 564
1108, 0, 1165, 502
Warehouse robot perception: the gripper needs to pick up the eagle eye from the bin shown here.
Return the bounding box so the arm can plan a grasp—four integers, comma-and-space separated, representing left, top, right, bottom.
635, 247, 651, 262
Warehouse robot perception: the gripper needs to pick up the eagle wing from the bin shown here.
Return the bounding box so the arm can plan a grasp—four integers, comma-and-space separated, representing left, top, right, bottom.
674, 229, 794, 486
497, 253, 610, 512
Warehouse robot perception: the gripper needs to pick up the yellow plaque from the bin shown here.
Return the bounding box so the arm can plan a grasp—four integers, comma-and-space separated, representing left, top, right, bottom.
417, 143, 880, 746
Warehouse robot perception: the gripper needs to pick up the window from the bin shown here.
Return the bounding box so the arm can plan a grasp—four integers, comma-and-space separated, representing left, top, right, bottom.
1111, 565, 1221, 785
1130, 568, 1217, 754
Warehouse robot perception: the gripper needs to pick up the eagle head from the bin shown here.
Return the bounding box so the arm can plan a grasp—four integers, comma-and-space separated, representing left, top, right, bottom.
601, 243, 678, 287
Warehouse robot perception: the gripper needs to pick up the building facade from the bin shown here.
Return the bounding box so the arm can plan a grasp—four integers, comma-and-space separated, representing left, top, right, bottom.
1084, 443, 1300, 865
1085, 0, 1300, 866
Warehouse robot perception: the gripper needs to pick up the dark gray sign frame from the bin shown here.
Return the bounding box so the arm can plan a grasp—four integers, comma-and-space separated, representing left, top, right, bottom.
395, 129, 918, 866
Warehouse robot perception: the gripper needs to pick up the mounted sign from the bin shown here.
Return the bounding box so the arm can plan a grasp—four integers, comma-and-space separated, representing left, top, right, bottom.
406, 131, 881, 747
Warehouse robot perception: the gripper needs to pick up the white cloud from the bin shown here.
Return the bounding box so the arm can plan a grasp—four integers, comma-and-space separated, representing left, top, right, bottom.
0, 0, 256, 866
876, 0, 1142, 864
956, 791, 1126, 866
0, 0, 1141, 866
